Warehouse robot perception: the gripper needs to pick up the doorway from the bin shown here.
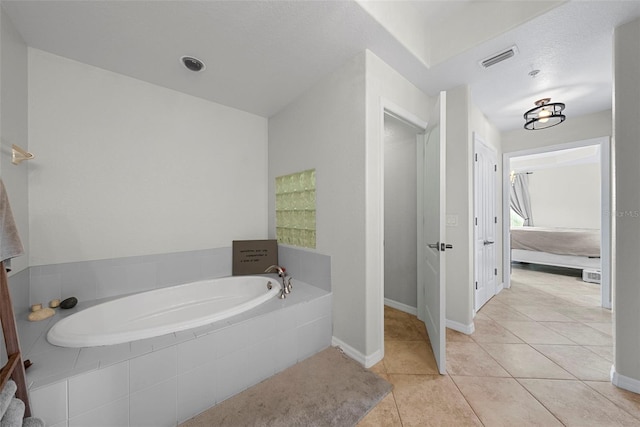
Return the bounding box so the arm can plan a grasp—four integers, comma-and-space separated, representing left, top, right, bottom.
502, 137, 611, 309
381, 92, 448, 375
383, 114, 420, 315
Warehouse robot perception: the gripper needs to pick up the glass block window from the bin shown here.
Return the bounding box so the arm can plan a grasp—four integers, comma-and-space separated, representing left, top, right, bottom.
275, 169, 316, 248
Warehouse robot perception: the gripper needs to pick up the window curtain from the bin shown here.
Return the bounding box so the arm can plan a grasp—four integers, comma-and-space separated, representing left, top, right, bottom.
510, 173, 534, 226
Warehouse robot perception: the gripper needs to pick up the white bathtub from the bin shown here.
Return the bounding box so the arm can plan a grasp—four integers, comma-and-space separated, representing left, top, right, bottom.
47, 275, 282, 347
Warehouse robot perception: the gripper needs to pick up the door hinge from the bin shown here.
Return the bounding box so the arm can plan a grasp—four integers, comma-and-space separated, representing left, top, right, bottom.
475, 281, 478, 290
475, 217, 478, 226
494, 164, 497, 172
494, 217, 497, 224
475, 153, 478, 161
494, 268, 498, 275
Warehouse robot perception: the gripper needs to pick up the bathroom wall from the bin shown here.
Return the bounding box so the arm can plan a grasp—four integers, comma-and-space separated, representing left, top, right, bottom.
268, 52, 367, 357
0, 7, 29, 275
269, 50, 432, 364
27, 49, 268, 266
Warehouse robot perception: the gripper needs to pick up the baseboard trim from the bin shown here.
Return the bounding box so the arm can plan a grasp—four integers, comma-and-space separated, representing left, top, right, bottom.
383, 298, 417, 316
611, 365, 640, 393
331, 336, 382, 369
446, 319, 475, 335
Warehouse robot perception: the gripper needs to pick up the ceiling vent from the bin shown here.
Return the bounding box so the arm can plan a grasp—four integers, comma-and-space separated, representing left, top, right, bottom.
479, 45, 519, 69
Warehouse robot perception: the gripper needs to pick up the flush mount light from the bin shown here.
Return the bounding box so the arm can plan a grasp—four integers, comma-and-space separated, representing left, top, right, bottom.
523, 98, 566, 130
180, 56, 206, 72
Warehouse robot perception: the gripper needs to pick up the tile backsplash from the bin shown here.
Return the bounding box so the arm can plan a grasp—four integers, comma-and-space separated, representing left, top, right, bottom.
25, 246, 330, 307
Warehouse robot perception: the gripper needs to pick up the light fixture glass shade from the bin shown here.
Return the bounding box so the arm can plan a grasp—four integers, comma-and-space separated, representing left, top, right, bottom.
524, 98, 565, 130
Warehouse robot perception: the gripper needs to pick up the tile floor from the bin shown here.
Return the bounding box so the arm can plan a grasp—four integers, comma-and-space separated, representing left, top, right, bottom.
359, 264, 640, 426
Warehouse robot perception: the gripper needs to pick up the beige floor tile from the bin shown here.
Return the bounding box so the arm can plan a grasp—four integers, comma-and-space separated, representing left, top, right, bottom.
508, 304, 575, 322
447, 328, 474, 343
383, 340, 439, 375
409, 316, 430, 343
391, 374, 482, 426
369, 360, 387, 376
357, 392, 402, 427
543, 321, 613, 346
452, 376, 563, 426
557, 305, 613, 323
478, 300, 534, 322
479, 343, 574, 379
385, 313, 424, 342
519, 379, 640, 426
585, 321, 613, 336
446, 341, 510, 377
500, 320, 576, 344
586, 381, 640, 422
584, 345, 614, 362
533, 344, 613, 381
474, 311, 491, 320
471, 319, 524, 343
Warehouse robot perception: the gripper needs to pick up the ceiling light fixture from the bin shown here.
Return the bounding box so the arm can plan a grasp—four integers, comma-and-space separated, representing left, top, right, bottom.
180, 56, 206, 72
523, 98, 566, 130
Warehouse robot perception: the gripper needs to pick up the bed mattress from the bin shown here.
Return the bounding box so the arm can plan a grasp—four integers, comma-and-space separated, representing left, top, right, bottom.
510, 227, 600, 258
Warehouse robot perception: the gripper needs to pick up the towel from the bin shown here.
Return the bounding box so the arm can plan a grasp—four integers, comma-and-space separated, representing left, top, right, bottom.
0, 180, 23, 272
0, 398, 23, 427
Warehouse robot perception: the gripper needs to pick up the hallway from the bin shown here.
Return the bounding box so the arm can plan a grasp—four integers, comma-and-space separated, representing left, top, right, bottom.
360, 265, 640, 425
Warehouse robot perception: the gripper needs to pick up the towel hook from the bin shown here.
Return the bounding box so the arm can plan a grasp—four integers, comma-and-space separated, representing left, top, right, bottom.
11, 145, 34, 165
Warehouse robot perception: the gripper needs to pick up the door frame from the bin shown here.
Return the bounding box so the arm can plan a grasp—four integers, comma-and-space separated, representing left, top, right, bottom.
378, 99, 428, 363
473, 133, 498, 312
502, 136, 611, 309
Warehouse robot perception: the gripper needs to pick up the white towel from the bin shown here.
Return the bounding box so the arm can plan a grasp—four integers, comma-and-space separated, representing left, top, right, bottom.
0, 180, 23, 271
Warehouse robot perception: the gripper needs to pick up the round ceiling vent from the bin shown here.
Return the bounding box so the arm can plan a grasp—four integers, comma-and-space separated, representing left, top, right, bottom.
180, 56, 206, 72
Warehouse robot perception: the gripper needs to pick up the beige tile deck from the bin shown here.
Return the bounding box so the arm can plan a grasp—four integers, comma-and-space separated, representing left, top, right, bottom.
359, 265, 633, 426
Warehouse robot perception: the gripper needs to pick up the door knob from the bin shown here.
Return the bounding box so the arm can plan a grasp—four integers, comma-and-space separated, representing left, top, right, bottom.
428, 243, 439, 249
483, 240, 495, 246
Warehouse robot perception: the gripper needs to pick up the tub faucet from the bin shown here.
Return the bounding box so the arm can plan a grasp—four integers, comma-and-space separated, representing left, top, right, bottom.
265, 265, 292, 299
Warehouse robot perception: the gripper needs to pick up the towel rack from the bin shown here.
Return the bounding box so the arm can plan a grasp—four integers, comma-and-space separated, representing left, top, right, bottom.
0, 261, 31, 417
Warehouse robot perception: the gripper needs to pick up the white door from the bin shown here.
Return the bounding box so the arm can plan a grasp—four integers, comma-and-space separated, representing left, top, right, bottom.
417, 92, 447, 375
474, 134, 497, 311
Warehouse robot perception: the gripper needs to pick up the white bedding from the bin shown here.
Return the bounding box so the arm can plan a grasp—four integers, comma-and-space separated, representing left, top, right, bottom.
510, 227, 600, 258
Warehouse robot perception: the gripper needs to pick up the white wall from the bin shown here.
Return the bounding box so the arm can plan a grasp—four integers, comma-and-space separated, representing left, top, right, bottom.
444, 87, 502, 331
445, 85, 474, 329
0, 8, 29, 274
268, 52, 367, 356
502, 110, 612, 154
613, 17, 640, 392
384, 115, 417, 309
270, 50, 431, 363
28, 49, 268, 266
528, 163, 601, 229
365, 50, 431, 361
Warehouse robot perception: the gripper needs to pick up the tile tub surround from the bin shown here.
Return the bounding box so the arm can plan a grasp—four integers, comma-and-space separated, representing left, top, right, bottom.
28, 245, 331, 308
23, 281, 332, 426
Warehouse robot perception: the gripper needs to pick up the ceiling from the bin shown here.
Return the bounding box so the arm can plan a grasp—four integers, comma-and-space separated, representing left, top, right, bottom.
3, 0, 640, 131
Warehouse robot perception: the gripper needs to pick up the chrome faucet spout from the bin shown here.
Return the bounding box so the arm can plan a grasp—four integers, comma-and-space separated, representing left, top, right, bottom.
265, 265, 284, 276
264, 265, 291, 298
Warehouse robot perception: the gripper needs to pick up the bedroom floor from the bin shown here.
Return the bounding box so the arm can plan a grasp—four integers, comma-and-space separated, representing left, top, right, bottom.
360, 264, 640, 426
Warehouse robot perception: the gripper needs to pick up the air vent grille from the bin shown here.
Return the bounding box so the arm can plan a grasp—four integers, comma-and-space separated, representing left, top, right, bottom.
480, 45, 518, 69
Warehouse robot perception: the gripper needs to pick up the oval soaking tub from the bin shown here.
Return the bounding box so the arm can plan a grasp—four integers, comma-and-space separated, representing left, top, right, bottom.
47, 275, 282, 347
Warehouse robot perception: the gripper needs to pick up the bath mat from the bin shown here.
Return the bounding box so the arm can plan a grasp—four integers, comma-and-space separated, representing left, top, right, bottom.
180, 346, 391, 427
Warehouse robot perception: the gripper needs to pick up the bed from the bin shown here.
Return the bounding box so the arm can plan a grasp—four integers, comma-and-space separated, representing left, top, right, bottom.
510, 226, 601, 271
